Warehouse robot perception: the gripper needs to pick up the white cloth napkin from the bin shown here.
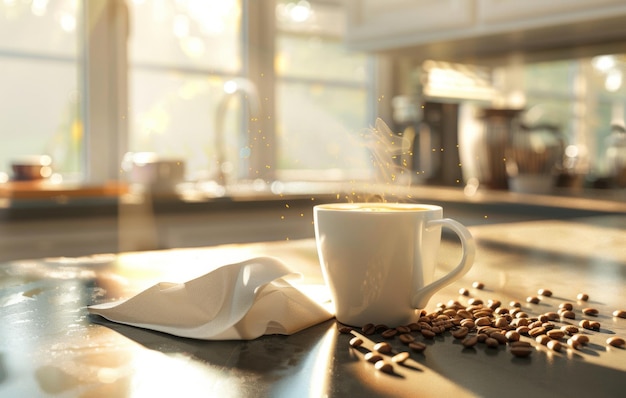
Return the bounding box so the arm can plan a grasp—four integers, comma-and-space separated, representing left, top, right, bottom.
88, 257, 333, 340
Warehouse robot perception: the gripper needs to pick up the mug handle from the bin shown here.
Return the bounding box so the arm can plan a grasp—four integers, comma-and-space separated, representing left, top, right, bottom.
411, 218, 476, 309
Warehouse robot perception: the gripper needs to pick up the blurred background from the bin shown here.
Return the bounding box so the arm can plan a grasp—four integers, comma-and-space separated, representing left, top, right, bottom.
2, 0, 626, 260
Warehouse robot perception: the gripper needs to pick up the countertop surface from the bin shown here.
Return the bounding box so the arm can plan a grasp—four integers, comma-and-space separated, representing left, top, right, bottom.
1, 215, 625, 397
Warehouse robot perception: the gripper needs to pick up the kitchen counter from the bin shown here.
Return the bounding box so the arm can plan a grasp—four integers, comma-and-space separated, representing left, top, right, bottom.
1, 215, 625, 397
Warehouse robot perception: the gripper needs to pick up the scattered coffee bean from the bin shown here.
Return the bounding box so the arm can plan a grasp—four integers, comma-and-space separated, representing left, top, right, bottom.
365, 352, 383, 363
571, 334, 589, 345
391, 351, 410, 364
409, 342, 427, 353
398, 333, 415, 345
459, 288, 470, 296
373, 342, 393, 354
393, 325, 409, 334
561, 325, 579, 335
381, 329, 398, 339
407, 322, 421, 331
547, 340, 562, 352
589, 321, 601, 331
567, 338, 582, 350
613, 310, 626, 319
510, 345, 533, 358
577, 293, 589, 301
451, 326, 469, 339
485, 337, 499, 348
542, 322, 555, 331
538, 288, 553, 297
582, 308, 599, 316
461, 335, 478, 348
559, 302, 574, 311
547, 329, 565, 340
468, 298, 484, 306
505, 330, 521, 342
536, 335, 551, 345
516, 326, 531, 336
338, 326, 353, 334
526, 296, 540, 304
472, 281, 485, 289
529, 326, 547, 338
510, 341, 532, 348
510, 301, 522, 308
374, 360, 394, 374
362, 323, 376, 335
421, 329, 436, 339
607, 337, 625, 348
544, 312, 560, 321
561, 310, 576, 319
475, 316, 492, 327
349, 337, 364, 348
490, 331, 507, 345
374, 324, 389, 333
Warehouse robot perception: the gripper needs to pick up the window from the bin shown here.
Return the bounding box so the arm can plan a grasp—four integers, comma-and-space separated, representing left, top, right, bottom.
0, 0, 80, 181
1, 0, 374, 187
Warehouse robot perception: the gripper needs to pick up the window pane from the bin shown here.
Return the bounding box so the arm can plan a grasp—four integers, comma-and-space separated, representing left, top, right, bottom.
276, 81, 369, 175
127, 0, 243, 181
276, 35, 368, 83
0, 0, 79, 178
129, 0, 241, 72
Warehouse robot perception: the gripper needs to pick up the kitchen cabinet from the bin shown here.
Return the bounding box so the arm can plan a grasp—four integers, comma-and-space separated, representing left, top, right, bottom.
345, 0, 626, 61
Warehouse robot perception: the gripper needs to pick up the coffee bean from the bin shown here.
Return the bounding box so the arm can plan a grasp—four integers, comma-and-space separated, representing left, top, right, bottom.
510, 341, 532, 348
472, 281, 485, 289
485, 337, 499, 348
494, 317, 510, 329
349, 337, 364, 348
338, 326, 353, 334
409, 342, 427, 353
381, 329, 398, 339
475, 316, 492, 327
561, 325, 579, 335
373, 342, 393, 354
577, 293, 589, 301
460, 319, 476, 330
505, 330, 521, 342
516, 326, 531, 336
510, 301, 522, 308
544, 312, 560, 321
468, 298, 483, 306
559, 302, 574, 311
582, 308, 599, 316
571, 334, 589, 345
613, 310, 626, 319
536, 335, 551, 345
561, 310, 576, 320
407, 322, 421, 331
391, 351, 410, 364
529, 326, 547, 338
375, 324, 389, 333
421, 329, 436, 339
459, 288, 470, 296
462, 335, 478, 348
395, 325, 411, 334
362, 323, 376, 335
490, 331, 507, 345
526, 296, 540, 304
542, 322, 555, 331
547, 330, 565, 340
477, 334, 488, 343
547, 340, 562, 352
398, 333, 415, 345
374, 360, 394, 374
538, 288, 553, 297
567, 338, 582, 350
451, 326, 469, 339
607, 337, 625, 348
365, 352, 383, 363
589, 321, 601, 331
579, 319, 591, 329
510, 345, 533, 358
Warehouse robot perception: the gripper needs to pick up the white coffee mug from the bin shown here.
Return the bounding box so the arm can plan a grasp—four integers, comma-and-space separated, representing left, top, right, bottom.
314, 203, 475, 327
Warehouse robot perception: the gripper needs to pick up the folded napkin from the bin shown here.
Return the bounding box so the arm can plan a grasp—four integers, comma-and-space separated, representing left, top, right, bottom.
88, 257, 333, 340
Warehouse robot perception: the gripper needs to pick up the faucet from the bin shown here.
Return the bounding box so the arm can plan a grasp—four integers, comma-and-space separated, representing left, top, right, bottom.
214, 77, 261, 187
